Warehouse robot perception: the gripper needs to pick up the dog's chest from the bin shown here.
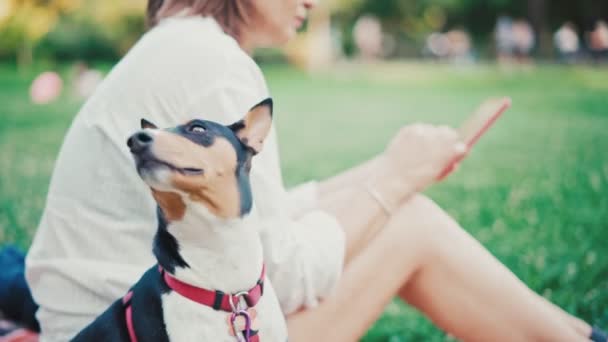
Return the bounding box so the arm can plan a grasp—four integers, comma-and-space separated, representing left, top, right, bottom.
161, 285, 287, 341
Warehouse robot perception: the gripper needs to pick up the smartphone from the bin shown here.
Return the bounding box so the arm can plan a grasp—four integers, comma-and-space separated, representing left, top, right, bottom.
436, 97, 512, 180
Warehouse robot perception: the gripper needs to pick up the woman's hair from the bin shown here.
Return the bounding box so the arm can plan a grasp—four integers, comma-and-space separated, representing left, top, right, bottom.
146, 0, 252, 39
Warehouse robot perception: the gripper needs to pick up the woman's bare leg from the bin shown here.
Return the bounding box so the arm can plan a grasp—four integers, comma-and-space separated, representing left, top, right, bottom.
546, 300, 592, 337
288, 190, 589, 341
287, 196, 427, 341
393, 196, 588, 341
313, 156, 592, 339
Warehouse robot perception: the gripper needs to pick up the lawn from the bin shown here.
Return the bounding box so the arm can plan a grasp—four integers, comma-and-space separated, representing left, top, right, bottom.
1, 61, 607, 340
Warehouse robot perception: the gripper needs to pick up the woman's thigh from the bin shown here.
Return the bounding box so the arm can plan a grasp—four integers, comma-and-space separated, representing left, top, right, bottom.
286, 194, 441, 341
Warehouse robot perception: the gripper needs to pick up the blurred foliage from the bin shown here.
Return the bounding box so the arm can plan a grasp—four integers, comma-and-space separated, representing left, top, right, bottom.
331, 0, 608, 57
0, 0, 146, 64
0, 0, 607, 62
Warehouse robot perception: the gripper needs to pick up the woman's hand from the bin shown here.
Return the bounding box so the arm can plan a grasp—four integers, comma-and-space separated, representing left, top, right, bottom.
370, 124, 467, 208
385, 123, 467, 187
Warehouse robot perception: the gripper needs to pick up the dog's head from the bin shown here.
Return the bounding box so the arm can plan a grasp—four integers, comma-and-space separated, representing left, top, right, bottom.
127, 98, 273, 221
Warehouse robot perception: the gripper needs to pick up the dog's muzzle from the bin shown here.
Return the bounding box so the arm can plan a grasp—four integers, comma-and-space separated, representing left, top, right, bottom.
127, 131, 153, 154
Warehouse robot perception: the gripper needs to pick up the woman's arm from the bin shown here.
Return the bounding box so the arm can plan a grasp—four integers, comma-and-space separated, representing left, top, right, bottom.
317, 156, 382, 196
315, 124, 467, 263
317, 167, 411, 263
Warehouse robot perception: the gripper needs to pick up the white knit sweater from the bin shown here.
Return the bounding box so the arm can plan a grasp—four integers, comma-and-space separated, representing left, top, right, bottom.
25, 16, 344, 341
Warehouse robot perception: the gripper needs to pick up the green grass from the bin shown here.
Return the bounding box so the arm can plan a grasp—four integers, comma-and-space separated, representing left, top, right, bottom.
1, 62, 607, 340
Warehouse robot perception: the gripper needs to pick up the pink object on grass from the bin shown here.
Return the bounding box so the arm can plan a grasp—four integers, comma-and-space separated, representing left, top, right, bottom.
29, 71, 63, 104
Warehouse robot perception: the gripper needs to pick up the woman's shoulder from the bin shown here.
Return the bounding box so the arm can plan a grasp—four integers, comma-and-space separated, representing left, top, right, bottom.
136, 16, 261, 78
78, 15, 268, 129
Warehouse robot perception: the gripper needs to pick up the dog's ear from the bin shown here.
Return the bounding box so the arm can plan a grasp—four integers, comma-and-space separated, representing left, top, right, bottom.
141, 118, 158, 129
229, 98, 273, 154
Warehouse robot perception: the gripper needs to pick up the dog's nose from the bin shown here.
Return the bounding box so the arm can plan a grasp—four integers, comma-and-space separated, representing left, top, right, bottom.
127, 131, 153, 153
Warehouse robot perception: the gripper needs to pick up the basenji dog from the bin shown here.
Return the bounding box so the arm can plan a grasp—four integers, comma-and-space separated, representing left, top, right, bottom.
71, 98, 288, 342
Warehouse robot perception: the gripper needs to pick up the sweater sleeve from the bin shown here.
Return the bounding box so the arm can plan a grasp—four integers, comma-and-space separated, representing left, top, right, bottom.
257, 181, 346, 314
184, 58, 345, 315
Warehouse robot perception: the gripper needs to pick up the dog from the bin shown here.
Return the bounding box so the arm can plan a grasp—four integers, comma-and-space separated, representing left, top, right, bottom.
71, 98, 288, 341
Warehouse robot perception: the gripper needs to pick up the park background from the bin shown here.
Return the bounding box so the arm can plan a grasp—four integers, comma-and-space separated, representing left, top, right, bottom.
1, 0, 607, 340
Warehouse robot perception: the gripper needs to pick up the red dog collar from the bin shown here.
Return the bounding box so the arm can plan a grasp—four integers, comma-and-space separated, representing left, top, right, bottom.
160, 265, 266, 312
123, 264, 265, 342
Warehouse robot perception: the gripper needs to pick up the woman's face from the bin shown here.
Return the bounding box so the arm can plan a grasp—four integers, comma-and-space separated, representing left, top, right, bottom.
246, 0, 317, 48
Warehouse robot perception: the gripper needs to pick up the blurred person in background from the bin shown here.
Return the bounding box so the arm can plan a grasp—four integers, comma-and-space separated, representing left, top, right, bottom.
353, 15, 384, 61
554, 22, 581, 64
495, 15, 515, 64
445, 29, 474, 64
512, 19, 535, 64
425, 30, 473, 65
71, 62, 104, 100
588, 20, 608, 63
425, 32, 451, 60
0, 0, 603, 341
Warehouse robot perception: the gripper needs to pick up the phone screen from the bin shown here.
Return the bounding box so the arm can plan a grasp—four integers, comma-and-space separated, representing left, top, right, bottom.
436, 97, 511, 180
459, 97, 511, 148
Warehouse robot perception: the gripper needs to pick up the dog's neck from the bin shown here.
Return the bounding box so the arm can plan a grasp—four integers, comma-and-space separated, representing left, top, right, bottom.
154, 200, 263, 293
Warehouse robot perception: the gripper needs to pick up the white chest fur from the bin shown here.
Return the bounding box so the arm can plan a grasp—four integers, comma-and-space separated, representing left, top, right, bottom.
160, 203, 288, 341
162, 280, 288, 341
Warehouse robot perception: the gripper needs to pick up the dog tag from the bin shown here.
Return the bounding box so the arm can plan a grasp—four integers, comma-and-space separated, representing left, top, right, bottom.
227, 308, 258, 337
231, 310, 250, 342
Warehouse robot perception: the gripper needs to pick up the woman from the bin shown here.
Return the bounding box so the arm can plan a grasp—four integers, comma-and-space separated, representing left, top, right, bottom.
23, 0, 604, 341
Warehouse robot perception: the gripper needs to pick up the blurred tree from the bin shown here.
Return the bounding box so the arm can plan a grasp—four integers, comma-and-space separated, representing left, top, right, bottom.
0, 0, 145, 65
0, 0, 62, 66
38, 0, 145, 61
0, 0, 606, 62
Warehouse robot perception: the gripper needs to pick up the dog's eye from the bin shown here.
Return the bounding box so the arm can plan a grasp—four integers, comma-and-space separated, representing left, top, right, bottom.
189, 124, 206, 134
